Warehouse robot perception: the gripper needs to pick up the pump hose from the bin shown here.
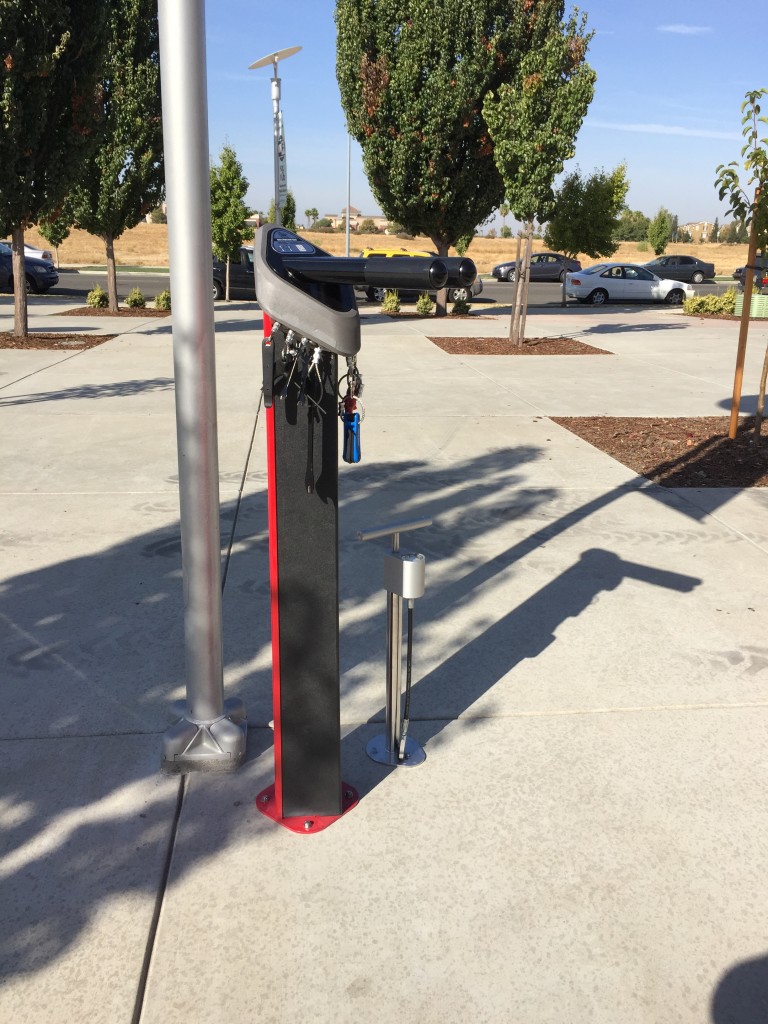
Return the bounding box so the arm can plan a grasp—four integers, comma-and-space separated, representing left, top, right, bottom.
398, 600, 414, 760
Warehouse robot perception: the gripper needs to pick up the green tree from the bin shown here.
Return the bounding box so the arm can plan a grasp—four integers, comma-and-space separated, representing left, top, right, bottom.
38, 200, 74, 266
210, 145, 253, 300
267, 192, 295, 229
67, 0, 163, 311
482, 5, 595, 342
150, 206, 167, 224
305, 207, 318, 228
669, 214, 679, 242
715, 88, 768, 438
336, 0, 592, 316
501, 224, 512, 239
282, 190, 297, 231
613, 208, 650, 242
499, 201, 510, 233
647, 207, 673, 255
0, 0, 109, 335
544, 164, 629, 303
359, 217, 377, 232
455, 233, 474, 256
711, 217, 720, 242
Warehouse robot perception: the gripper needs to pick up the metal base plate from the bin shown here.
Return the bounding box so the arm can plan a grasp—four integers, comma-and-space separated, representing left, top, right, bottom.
161, 698, 247, 774
256, 782, 359, 834
366, 734, 426, 768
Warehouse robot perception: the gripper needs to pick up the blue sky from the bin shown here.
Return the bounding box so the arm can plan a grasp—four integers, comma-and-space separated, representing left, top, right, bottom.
203, 0, 765, 230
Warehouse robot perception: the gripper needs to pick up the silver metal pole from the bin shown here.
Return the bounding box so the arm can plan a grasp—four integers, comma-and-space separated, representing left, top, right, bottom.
272, 69, 281, 226
345, 134, 351, 257
158, 0, 246, 772
361, 522, 428, 768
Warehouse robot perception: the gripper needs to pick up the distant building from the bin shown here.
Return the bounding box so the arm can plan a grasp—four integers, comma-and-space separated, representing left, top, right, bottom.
324, 207, 389, 232
678, 221, 715, 242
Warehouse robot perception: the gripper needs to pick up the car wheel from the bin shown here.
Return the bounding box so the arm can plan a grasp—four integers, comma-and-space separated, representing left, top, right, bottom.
665, 288, 684, 305
212, 279, 224, 300
25, 274, 39, 294
691, 271, 704, 284
558, 270, 566, 282
505, 268, 516, 282
589, 288, 608, 306
372, 286, 387, 302
449, 286, 470, 302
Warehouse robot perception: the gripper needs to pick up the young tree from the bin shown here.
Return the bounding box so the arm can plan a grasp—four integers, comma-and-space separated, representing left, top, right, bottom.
336, 0, 592, 316
305, 207, 318, 228
499, 202, 510, 233
210, 145, 253, 300
67, 0, 164, 311
711, 217, 720, 243
544, 163, 629, 304
715, 88, 768, 438
647, 208, 673, 255
38, 202, 74, 268
282, 190, 297, 231
0, 1, 109, 336
613, 208, 650, 242
482, 6, 595, 343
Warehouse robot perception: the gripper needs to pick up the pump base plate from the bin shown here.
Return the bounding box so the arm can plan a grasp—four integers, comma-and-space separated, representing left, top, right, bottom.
366, 734, 426, 767
256, 782, 359, 834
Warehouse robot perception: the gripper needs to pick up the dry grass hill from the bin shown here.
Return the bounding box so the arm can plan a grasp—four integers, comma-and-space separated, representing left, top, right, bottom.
24, 222, 748, 279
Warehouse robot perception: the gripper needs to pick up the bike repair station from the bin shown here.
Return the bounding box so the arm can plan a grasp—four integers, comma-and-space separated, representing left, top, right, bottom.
254, 224, 477, 833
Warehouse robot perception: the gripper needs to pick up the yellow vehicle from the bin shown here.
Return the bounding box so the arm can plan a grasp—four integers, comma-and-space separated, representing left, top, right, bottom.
356, 246, 482, 303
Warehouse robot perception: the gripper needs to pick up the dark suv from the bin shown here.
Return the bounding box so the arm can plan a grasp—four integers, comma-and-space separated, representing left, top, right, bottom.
0, 242, 59, 293
212, 246, 255, 300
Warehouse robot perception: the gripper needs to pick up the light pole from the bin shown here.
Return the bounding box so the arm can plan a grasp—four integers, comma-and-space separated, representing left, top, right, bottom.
249, 46, 302, 226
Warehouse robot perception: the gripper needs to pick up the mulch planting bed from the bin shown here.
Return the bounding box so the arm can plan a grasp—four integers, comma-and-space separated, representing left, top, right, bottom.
429, 336, 611, 355
554, 415, 768, 488
0, 332, 116, 350
61, 306, 170, 317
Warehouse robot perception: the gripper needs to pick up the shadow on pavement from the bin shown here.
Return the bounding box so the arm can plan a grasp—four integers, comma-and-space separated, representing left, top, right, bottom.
1, 434, 701, 982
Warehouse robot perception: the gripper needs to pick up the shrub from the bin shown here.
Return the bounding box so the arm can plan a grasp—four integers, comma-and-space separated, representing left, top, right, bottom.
451, 297, 471, 315
683, 289, 736, 317
415, 291, 433, 316
154, 289, 171, 311
125, 287, 146, 308
380, 289, 401, 313
635, 240, 649, 252
86, 283, 108, 308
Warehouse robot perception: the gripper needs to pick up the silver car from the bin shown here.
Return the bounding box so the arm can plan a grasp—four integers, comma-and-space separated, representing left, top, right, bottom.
565, 263, 695, 305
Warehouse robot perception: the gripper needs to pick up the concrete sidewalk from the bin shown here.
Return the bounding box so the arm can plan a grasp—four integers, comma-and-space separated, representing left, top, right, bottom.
2, 295, 768, 1024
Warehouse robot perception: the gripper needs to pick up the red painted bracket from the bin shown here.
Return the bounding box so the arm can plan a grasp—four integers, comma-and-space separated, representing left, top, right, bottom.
256, 783, 359, 834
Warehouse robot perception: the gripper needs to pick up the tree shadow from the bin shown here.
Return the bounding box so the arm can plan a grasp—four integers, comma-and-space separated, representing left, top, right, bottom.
0, 377, 174, 406
584, 320, 687, 334
0, 431, 701, 984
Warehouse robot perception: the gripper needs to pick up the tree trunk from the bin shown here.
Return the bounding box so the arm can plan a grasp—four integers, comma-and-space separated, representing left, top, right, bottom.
105, 234, 118, 312
518, 230, 533, 344
508, 234, 523, 343
728, 186, 760, 439
434, 240, 449, 317
510, 223, 533, 347
11, 224, 28, 338
754, 341, 768, 441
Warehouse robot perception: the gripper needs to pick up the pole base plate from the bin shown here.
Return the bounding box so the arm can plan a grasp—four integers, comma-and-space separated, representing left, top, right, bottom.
256, 782, 359, 834
366, 733, 426, 768
161, 698, 247, 774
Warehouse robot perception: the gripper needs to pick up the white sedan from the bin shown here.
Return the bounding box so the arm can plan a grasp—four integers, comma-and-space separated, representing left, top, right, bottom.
565, 262, 695, 305
2, 240, 54, 261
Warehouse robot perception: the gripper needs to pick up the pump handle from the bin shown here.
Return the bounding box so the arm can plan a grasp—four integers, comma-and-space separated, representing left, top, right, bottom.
282, 255, 450, 292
